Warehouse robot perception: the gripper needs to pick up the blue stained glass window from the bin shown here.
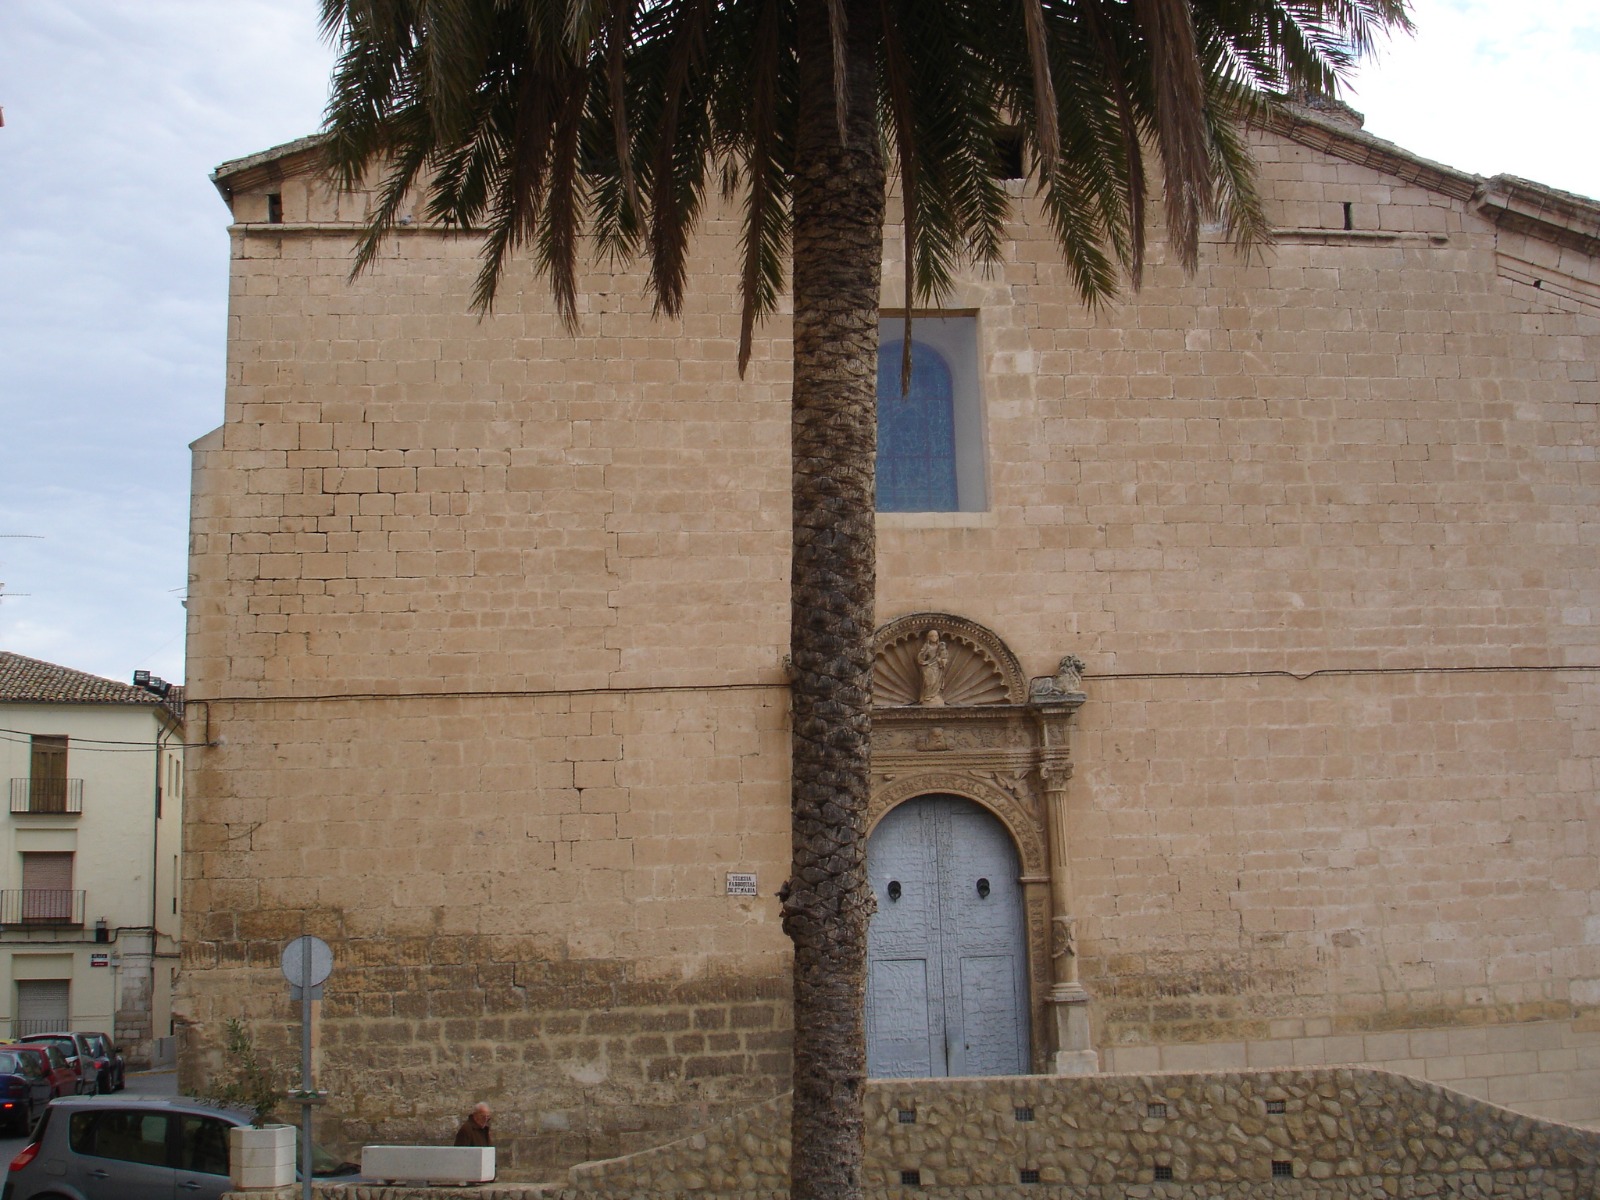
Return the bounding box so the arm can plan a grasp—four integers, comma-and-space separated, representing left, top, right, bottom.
876, 339, 958, 511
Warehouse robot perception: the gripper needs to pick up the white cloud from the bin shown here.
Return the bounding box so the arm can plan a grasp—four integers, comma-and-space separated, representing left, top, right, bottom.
1347, 0, 1600, 199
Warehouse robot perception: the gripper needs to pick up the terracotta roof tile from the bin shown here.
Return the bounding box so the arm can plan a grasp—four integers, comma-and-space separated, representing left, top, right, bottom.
0, 652, 184, 720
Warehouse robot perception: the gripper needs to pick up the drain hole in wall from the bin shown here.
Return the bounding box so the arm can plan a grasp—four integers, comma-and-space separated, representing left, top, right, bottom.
899, 1170, 921, 1186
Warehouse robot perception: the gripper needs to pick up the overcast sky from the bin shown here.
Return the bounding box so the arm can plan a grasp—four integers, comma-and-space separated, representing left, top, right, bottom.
1, 0, 1597, 687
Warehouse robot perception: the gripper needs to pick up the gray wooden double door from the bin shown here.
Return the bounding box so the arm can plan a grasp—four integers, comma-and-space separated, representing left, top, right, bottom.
866, 794, 1030, 1077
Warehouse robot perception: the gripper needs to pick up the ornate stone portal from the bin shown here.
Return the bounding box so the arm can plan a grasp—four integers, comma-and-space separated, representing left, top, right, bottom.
869, 612, 1095, 1075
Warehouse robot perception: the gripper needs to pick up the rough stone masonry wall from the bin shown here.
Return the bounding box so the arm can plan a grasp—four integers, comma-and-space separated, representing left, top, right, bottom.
178, 690, 796, 1175
564, 1070, 1600, 1199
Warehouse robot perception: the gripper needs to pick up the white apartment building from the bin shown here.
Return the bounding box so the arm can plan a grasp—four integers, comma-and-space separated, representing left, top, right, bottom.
0, 652, 183, 1067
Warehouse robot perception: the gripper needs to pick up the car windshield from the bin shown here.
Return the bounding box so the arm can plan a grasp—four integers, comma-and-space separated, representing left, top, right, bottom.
0, 1053, 19, 1073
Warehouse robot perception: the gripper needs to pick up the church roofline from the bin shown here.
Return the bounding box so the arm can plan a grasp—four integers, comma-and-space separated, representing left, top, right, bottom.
210, 101, 1600, 255
210, 133, 329, 210
1263, 100, 1481, 201
1266, 101, 1600, 256
1471, 174, 1600, 257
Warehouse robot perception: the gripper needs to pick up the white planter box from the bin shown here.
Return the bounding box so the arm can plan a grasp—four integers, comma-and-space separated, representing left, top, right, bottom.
229, 1123, 296, 1190
361, 1144, 496, 1184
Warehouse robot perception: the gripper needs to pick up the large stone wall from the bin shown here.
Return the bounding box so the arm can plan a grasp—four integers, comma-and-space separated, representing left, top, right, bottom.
186, 103, 1600, 1172
179, 689, 795, 1174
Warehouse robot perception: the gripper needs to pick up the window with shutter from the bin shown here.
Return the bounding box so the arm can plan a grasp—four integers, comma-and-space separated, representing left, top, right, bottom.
15, 979, 69, 1038
28, 736, 68, 812
20, 853, 74, 923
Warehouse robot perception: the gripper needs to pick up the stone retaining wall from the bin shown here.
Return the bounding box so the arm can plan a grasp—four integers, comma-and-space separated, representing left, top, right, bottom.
230, 1067, 1599, 1198
566, 1068, 1599, 1198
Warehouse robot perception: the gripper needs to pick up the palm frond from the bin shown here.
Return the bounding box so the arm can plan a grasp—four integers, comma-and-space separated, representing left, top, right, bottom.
1130, 0, 1213, 271
319, 0, 1412, 362
1021, 0, 1060, 180
875, 0, 918, 388
639, 0, 716, 315
730, 0, 797, 371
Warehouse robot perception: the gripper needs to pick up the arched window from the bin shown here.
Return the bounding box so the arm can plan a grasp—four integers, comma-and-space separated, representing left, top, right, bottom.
876, 339, 958, 512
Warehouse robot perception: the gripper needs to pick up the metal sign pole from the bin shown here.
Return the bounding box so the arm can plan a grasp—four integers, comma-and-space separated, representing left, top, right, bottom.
301, 935, 313, 1200
280, 935, 332, 1200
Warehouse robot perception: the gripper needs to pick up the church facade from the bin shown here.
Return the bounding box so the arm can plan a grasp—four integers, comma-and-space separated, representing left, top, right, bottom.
182, 102, 1600, 1174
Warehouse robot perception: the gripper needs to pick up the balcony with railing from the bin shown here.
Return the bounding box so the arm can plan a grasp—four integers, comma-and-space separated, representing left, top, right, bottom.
8, 778, 83, 815
0, 890, 86, 927
10, 1018, 68, 1039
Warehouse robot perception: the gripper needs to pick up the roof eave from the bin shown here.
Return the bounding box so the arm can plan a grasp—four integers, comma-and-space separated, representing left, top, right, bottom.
1264, 101, 1482, 203
1266, 99, 1600, 253
1471, 175, 1600, 257
210, 132, 330, 209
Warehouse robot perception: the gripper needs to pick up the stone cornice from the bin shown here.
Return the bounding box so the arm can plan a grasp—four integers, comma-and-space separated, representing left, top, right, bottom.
1471, 175, 1600, 257
1263, 103, 1481, 202
1267, 102, 1600, 262
210, 133, 329, 208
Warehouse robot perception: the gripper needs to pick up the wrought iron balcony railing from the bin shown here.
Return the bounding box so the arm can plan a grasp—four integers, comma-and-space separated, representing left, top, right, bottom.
10, 1018, 68, 1039
8, 778, 83, 815
0, 889, 85, 927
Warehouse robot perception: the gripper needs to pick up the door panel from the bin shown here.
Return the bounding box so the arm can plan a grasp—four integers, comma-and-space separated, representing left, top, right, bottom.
941, 809, 1029, 1076
956, 956, 1024, 1076
866, 958, 936, 1078
867, 795, 1029, 1077
865, 802, 944, 1077
175, 1114, 237, 1198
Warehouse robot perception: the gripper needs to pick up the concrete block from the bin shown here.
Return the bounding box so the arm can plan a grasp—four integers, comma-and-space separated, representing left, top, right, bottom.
361, 1144, 496, 1184
229, 1124, 296, 1190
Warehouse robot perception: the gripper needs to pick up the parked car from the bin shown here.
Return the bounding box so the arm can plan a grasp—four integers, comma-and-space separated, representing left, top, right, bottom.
1, 1096, 363, 1200
0, 1045, 78, 1101
17, 1035, 98, 1094
76, 1034, 123, 1093
0, 1051, 50, 1134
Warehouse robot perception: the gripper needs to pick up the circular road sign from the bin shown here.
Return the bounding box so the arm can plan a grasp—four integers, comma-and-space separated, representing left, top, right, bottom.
280, 936, 334, 988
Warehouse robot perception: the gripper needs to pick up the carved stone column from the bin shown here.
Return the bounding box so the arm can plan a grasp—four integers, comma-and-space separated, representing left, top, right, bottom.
1030, 660, 1096, 1075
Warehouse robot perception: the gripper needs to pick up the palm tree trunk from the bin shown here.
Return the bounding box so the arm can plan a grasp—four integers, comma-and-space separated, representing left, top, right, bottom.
784, 1, 883, 1198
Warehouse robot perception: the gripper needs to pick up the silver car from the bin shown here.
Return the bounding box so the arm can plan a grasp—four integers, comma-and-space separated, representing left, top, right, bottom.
1, 1096, 361, 1200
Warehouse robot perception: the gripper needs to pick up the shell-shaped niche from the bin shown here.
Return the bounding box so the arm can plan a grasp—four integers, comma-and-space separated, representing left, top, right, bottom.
873, 613, 1026, 707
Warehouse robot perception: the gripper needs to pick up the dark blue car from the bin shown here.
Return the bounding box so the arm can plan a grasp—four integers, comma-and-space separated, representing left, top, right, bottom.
0, 1051, 50, 1133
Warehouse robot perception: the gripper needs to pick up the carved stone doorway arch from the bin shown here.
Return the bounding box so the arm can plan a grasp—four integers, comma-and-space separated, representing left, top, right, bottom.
869, 611, 1094, 1075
